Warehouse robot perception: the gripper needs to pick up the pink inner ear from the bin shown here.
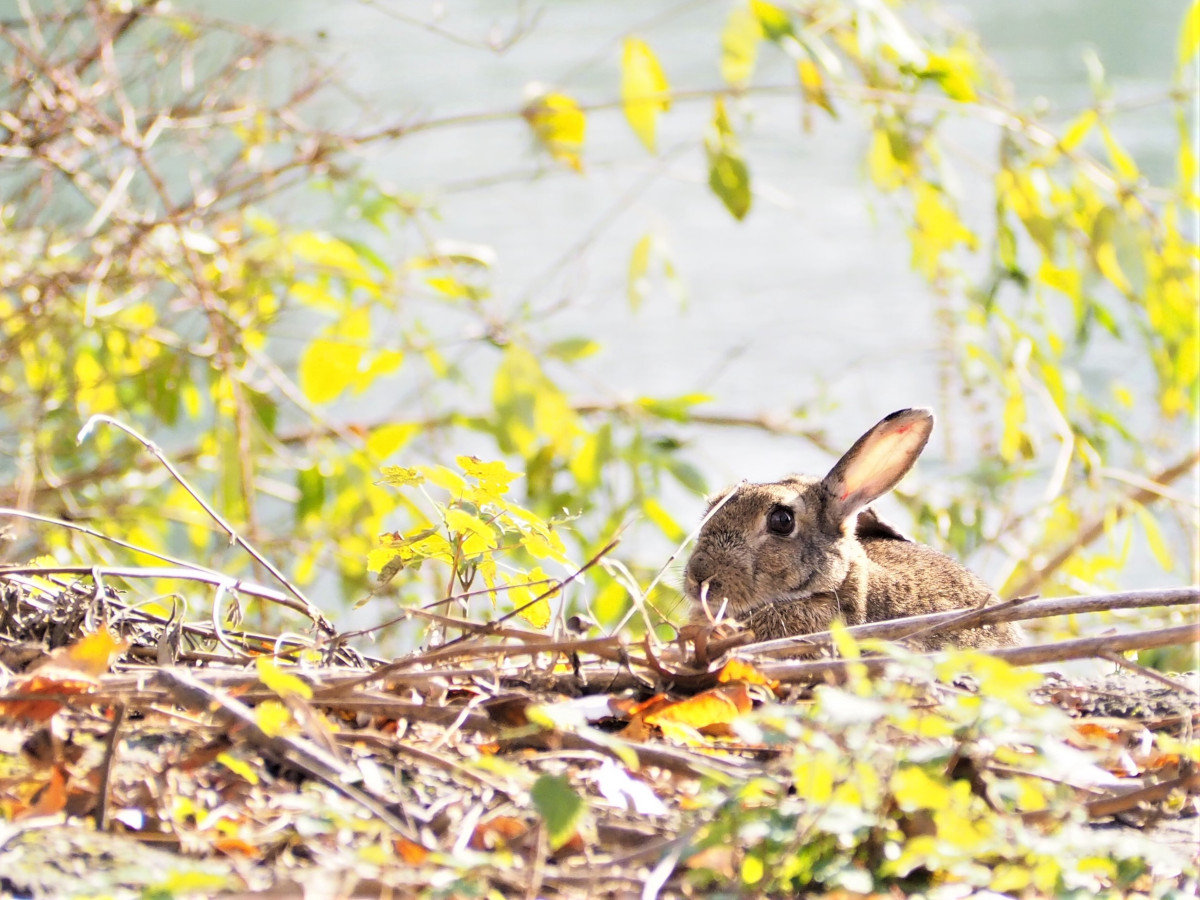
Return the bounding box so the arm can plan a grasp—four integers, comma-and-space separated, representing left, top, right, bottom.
838, 425, 928, 505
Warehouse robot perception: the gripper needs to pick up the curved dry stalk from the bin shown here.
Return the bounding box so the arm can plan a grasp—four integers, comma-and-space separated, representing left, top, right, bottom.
76, 415, 333, 635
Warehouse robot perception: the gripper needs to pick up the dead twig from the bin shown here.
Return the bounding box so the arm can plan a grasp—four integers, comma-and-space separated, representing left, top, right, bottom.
760, 622, 1200, 684
154, 668, 423, 841
741, 588, 1200, 658
76, 416, 334, 636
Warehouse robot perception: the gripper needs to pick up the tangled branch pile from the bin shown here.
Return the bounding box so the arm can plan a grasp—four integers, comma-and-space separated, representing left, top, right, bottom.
0, 563, 1196, 899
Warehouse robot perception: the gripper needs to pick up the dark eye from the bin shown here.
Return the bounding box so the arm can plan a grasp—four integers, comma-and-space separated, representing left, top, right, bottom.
766, 505, 794, 535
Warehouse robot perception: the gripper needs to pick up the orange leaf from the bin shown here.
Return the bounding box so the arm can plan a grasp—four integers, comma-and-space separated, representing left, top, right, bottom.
18, 766, 68, 819
214, 837, 261, 858
394, 837, 430, 865
644, 685, 752, 732
470, 815, 529, 850
623, 693, 673, 719
0, 674, 97, 723
58, 628, 127, 678
1074, 723, 1122, 742
716, 658, 779, 692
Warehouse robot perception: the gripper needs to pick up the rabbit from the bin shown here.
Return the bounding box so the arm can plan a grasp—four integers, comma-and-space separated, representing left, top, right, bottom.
683, 408, 1021, 652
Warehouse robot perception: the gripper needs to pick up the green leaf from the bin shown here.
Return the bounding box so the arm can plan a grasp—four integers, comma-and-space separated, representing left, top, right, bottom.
621, 36, 671, 152
546, 337, 600, 361
636, 392, 711, 421
706, 98, 752, 220
530, 774, 585, 849
296, 466, 325, 521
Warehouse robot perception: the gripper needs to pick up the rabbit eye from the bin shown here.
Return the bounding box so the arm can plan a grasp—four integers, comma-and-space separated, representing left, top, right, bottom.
766, 505, 794, 535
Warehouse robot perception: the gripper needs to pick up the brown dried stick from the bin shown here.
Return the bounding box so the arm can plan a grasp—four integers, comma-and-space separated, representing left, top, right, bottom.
741, 588, 1199, 658
761, 622, 1200, 684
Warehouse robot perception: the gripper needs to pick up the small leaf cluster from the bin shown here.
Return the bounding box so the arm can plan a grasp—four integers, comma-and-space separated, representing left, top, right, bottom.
371, 456, 569, 628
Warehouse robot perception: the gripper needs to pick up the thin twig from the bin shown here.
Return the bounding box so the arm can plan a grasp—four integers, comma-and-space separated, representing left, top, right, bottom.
75, 416, 333, 635
94, 702, 126, 831
1098, 650, 1200, 697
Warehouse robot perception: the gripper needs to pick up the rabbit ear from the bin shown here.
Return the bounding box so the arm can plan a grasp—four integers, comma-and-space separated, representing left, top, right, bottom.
822, 408, 934, 525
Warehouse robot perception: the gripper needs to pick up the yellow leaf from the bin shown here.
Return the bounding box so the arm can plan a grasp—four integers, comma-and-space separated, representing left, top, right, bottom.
255, 656, 313, 700
1179, 0, 1200, 70
797, 59, 834, 116
923, 48, 979, 102
56, 628, 127, 679
910, 182, 977, 278
1095, 241, 1133, 296
287, 232, 366, 277
642, 496, 686, 542
706, 97, 752, 220
1037, 260, 1082, 302
444, 508, 497, 548
621, 37, 671, 153
368, 424, 419, 460
741, 855, 764, 885
379, 465, 424, 487
628, 233, 653, 311
1059, 109, 1098, 152
458, 456, 522, 497
1000, 374, 1027, 463
1135, 505, 1174, 570
716, 658, 778, 691
749, 0, 793, 41
506, 567, 557, 629
891, 766, 950, 812
216, 752, 260, 785
418, 464, 467, 495
255, 699, 293, 738
792, 754, 835, 804
523, 91, 587, 172
1100, 125, 1139, 182
299, 336, 362, 405
720, 4, 762, 87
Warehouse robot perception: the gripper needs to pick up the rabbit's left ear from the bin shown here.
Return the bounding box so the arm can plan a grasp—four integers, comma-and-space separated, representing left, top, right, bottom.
822, 408, 934, 523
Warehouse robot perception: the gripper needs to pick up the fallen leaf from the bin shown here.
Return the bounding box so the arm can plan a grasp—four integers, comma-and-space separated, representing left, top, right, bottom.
644, 685, 752, 733
394, 837, 430, 865
470, 815, 529, 850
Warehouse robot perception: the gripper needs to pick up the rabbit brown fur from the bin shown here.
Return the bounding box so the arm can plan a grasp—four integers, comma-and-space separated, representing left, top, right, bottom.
684, 408, 1021, 651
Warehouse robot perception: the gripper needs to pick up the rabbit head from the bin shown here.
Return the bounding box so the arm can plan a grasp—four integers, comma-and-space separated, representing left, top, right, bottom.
684, 408, 934, 629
